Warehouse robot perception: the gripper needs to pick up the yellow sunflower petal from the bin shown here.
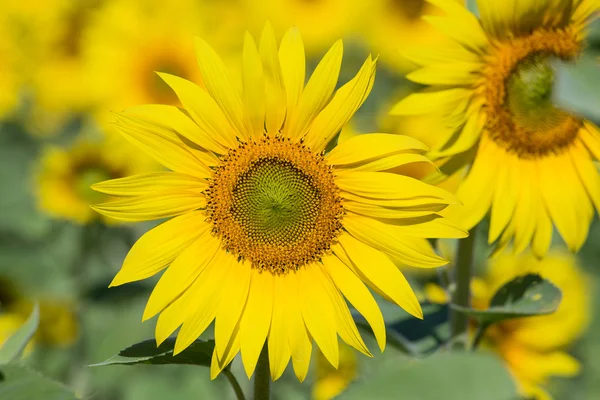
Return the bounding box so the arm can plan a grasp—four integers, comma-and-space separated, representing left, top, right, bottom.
286, 40, 343, 140
571, 139, 600, 212
298, 266, 339, 368
306, 55, 376, 152
194, 36, 250, 138
92, 192, 204, 222
406, 62, 482, 85
279, 27, 305, 119
240, 269, 274, 378
242, 32, 266, 137
322, 255, 386, 351
174, 254, 230, 355
320, 268, 371, 357
343, 200, 444, 220
109, 211, 208, 286
532, 204, 553, 258
326, 133, 428, 166
343, 213, 448, 268
124, 103, 226, 155
489, 152, 519, 243
282, 273, 313, 382
337, 233, 423, 319
211, 322, 241, 380
157, 73, 240, 148
92, 173, 207, 197
335, 170, 458, 204
260, 23, 287, 135
143, 228, 221, 321
214, 259, 252, 359
389, 88, 472, 116
269, 276, 293, 380
113, 112, 211, 177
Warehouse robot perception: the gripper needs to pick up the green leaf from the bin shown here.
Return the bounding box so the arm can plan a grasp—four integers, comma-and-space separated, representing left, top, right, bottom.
90, 338, 214, 367
451, 273, 562, 326
0, 364, 78, 400
0, 303, 39, 364
342, 352, 518, 400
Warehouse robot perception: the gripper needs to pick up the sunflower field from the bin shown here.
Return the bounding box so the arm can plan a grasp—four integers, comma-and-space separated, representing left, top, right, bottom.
1, 1, 599, 399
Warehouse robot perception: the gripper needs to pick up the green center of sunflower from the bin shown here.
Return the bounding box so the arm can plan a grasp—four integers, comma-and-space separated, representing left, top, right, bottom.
231, 159, 321, 244
205, 136, 344, 274
506, 56, 564, 131
483, 28, 582, 157
75, 167, 112, 204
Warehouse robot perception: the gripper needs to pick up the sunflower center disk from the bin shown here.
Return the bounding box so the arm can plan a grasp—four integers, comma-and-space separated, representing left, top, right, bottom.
484, 28, 582, 157
205, 137, 344, 274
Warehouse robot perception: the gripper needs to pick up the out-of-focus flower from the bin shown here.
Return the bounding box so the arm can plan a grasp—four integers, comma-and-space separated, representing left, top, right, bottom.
0, 278, 79, 352
313, 344, 358, 400
91, 24, 465, 381
392, 0, 600, 256
244, 0, 369, 55
3, 0, 106, 135
84, 0, 244, 127
36, 134, 155, 224
364, 0, 459, 72
426, 251, 590, 399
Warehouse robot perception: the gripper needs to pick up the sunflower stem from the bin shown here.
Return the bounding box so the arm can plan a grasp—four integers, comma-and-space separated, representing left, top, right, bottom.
253, 345, 271, 400
449, 226, 477, 349
224, 370, 246, 400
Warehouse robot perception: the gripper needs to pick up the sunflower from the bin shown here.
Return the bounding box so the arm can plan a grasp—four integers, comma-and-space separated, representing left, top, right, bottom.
391, 0, 600, 257
313, 344, 357, 400
85, 0, 243, 125
364, 0, 460, 72
37, 134, 155, 224
91, 25, 466, 381
244, 0, 368, 55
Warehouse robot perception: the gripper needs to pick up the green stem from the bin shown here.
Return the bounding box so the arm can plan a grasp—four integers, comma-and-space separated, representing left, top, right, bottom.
253, 345, 271, 400
224, 370, 246, 400
449, 226, 477, 349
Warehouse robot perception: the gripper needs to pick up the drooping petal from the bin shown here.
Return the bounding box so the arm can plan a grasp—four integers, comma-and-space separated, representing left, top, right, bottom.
268, 276, 293, 380
322, 255, 386, 351
337, 233, 423, 319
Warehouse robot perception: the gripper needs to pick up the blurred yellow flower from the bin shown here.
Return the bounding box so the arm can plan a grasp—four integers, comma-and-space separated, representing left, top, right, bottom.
85, 0, 243, 124
0, 278, 79, 352
364, 0, 460, 72
313, 344, 357, 400
91, 24, 465, 381
245, 0, 368, 55
3, 0, 106, 135
36, 135, 155, 224
392, 0, 600, 257
479, 252, 590, 400
427, 251, 590, 399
